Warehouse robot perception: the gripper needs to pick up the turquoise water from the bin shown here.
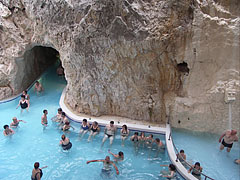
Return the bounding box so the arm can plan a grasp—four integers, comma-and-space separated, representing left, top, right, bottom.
0, 66, 176, 180
172, 128, 240, 180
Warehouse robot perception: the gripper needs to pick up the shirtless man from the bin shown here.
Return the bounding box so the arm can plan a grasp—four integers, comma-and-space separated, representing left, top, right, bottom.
41, 110, 48, 128
3, 125, 14, 136
10, 117, 26, 128
219, 129, 238, 152
34, 81, 44, 93
86, 156, 119, 175
101, 121, 117, 147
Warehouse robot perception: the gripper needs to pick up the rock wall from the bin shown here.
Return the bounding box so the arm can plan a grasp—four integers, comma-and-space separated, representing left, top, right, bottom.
0, 0, 239, 133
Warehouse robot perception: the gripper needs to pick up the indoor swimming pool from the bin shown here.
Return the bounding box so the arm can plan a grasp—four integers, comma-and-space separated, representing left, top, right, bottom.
0, 66, 179, 180
0, 65, 238, 180
172, 128, 240, 180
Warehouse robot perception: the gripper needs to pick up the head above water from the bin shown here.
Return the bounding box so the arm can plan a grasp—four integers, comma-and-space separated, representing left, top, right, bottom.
155, 138, 160, 143
93, 121, 98, 126
58, 108, 62, 112
134, 132, 139, 136
140, 132, 145, 136
122, 124, 127, 130
43, 109, 48, 114
169, 164, 176, 171
61, 134, 66, 140
36, 81, 39, 85
62, 112, 66, 117
23, 90, 27, 94
20, 95, 25, 99
65, 121, 70, 125
3, 125, 9, 129
34, 162, 40, 169
83, 119, 87, 123
105, 156, 110, 163
195, 162, 200, 168
12, 117, 17, 122
118, 151, 124, 157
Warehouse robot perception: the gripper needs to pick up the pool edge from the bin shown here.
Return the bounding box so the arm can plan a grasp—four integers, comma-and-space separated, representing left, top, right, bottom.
60, 87, 197, 180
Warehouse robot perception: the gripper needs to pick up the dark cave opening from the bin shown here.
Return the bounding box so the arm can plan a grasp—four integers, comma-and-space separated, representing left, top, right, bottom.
17, 46, 60, 92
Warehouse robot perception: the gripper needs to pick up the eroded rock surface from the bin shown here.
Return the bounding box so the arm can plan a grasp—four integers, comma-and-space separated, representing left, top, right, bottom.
0, 0, 239, 133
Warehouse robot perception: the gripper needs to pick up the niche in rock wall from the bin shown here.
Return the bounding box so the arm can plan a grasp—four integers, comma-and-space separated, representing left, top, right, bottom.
19, 46, 59, 90
177, 61, 189, 74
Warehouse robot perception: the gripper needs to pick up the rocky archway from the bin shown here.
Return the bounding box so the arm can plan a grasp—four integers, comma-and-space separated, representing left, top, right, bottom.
14, 46, 60, 93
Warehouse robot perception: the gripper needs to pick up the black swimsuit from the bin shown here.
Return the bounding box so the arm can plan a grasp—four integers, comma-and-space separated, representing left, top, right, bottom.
91, 126, 98, 132
62, 142, 72, 150
20, 100, 28, 109
31, 169, 43, 180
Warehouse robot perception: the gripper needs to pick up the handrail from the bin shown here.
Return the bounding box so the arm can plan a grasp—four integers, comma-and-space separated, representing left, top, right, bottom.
168, 133, 215, 180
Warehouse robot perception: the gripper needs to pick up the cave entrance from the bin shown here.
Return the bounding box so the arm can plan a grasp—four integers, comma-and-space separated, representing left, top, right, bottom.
18, 46, 61, 91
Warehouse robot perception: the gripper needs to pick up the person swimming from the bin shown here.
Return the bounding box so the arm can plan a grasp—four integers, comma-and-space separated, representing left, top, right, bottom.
86, 156, 119, 175
59, 134, 72, 150
10, 117, 26, 128
3, 125, 14, 136
108, 149, 124, 162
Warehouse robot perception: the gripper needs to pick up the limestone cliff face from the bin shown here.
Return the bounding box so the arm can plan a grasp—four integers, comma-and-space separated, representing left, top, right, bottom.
0, 0, 239, 133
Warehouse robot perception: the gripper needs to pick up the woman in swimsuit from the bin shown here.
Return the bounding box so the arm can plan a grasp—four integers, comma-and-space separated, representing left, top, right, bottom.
188, 162, 202, 180
62, 121, 75, 131
131, 132, 140, 149
120, 124, 129, 146
145, 134, 154, 148
138, 132, 146, 147
87, 121, 100, 142
22, 90, 30, 102
161, 164, 177, 180
10, 117, 26, 128
176, 149, 186, 163
31, 162, 47, 180
16, 95, 29, 113
59, 134, 72, 150
79, 119, 90, 138
3, 125, 14, 136
86, 156, 119, 175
